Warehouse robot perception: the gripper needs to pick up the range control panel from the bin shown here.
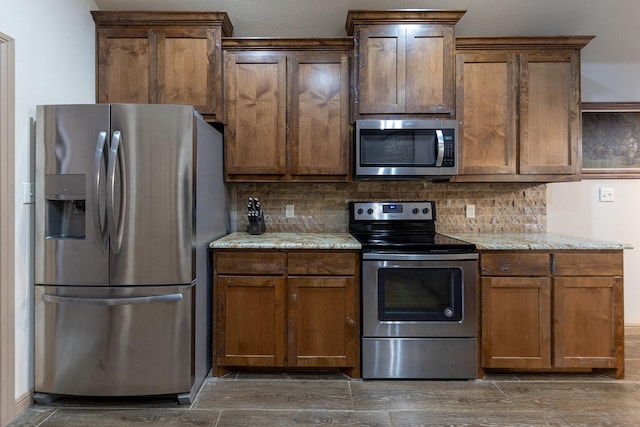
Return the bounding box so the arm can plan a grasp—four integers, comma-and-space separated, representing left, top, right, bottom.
351, 201, 435, 221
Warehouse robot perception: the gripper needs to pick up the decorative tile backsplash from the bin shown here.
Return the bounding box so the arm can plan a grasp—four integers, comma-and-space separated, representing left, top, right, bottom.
229, 181, 546, 234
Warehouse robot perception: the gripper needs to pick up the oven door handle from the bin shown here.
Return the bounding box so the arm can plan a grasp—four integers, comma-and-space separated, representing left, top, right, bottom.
362, 252, 478, 262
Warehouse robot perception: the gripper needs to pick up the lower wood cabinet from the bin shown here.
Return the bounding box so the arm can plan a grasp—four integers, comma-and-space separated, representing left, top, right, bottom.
213, 249, 360, 377
480, 250, 624, 378
482, 275, 552, 369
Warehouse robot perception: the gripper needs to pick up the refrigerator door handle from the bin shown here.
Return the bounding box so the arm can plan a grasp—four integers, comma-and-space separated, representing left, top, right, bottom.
93, 131, 108, 251
41, 293, 183, 306
107, 130, 127, 254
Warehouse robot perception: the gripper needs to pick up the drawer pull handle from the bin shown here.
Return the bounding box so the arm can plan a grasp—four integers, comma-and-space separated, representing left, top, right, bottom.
42, 293, 183, 306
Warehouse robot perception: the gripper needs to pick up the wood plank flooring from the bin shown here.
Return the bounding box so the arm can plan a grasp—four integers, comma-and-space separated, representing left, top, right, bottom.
9, 327, 640, 426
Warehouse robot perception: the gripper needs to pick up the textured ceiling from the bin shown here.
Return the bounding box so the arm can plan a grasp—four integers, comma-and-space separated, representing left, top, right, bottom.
94, 0, 640, 64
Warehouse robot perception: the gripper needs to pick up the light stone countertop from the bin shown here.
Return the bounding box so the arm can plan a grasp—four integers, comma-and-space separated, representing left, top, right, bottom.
444, 232, 633, 251
210, 232, 361, 250
211, 232, 632, 251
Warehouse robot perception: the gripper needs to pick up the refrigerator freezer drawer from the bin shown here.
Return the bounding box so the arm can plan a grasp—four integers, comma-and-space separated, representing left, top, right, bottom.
35, 285, 193, 397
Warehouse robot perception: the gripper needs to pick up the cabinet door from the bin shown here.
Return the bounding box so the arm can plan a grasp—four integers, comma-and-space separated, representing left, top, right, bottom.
289, 51, 350, 180
224, 52, 287, 178
456, 52, 518, 175
554, 276, 624, 370
97, 27, 153, 104
481, 276, 552, 368
216, 275, 286, 367
287, 251, 359, 372
287, 277, 357, 368
156, 26, 221, 117
357, 24, 455, 115
519, 51, 580, 175
405, 25, 455, 114
357, 25, 406, 114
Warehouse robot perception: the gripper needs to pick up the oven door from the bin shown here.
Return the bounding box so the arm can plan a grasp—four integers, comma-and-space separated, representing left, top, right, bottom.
362, 252, 478, 338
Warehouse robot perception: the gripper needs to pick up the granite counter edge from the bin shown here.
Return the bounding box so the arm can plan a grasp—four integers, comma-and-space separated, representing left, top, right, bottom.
209, 232, 362, 250
444, 233, 633, 251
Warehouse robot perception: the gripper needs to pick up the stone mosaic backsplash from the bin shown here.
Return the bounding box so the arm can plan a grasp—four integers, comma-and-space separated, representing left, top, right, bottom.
228, 181, 546, 234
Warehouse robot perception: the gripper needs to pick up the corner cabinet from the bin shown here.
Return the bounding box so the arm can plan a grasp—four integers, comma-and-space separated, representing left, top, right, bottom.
346, 10, 465, 118
213, 249, 360, 377
452, 37, 594, 183
91, 11, 233, 122
480, 250, 624, 378
223, 39, 352, 182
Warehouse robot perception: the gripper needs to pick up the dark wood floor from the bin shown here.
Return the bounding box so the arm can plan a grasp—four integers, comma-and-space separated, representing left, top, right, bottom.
10, 327, 640, 426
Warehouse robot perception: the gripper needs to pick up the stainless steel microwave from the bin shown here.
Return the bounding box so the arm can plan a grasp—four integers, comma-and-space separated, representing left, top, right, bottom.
354, 119, 458, 179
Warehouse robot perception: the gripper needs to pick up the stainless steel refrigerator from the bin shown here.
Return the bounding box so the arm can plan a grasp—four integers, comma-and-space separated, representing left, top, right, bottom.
34, 104, 228, 404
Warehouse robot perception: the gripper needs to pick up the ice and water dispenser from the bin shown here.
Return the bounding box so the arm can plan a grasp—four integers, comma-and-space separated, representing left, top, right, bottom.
45, 174, 86, 239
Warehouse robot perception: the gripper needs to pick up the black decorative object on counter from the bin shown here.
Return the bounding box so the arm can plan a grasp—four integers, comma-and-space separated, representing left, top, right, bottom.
247, 197, 266, 235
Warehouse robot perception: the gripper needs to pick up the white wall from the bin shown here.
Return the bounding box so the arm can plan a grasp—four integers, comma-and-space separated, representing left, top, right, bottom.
0, 0, 96, 400
548, 56, 640, 324
548, 180, 640, 324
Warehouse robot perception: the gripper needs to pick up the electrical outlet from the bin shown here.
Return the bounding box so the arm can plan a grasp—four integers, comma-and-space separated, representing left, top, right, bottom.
285, 204, 295, 218
465, 204, 475, 219
599, 188, 615, 202
22, 182, 34, 204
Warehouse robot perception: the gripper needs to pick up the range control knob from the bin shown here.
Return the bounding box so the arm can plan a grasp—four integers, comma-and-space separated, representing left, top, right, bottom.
357, 208, 363, 215
444, 307, 454, 318
367, 208, 374, 215
412, 208, 419, 214
423, 208, 430, 214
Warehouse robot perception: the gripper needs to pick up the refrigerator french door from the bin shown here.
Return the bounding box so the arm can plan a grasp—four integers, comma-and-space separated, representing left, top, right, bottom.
34, 104, 228, 404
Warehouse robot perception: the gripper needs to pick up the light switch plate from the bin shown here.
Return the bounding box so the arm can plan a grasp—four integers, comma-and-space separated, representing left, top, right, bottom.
22, 182, 34, 204
599, 188, 615, 202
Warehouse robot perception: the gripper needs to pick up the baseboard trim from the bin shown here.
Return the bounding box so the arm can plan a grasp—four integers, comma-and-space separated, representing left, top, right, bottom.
14, 391, 32, 417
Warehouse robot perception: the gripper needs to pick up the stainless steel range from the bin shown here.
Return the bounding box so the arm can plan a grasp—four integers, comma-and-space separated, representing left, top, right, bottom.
349, 201, 478, 379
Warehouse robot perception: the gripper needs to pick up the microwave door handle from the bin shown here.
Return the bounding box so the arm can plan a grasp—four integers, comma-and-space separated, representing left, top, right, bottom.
435, 129, 445, 167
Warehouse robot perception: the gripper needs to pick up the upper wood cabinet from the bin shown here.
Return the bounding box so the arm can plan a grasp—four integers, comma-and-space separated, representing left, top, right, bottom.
91, 11, 233, 122
346, 9, 465, 118
223, 39, 352, 182
453, 37, 594, 182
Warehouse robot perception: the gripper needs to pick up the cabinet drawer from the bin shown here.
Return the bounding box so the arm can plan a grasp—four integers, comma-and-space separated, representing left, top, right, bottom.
480, 252, 549, 276
552, 251, 623, 276
288, 251, 357, 276
215, 251, 286, 275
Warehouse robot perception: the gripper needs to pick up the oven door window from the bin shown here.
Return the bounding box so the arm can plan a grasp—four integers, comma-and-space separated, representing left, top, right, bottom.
378, 267, 463, 321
